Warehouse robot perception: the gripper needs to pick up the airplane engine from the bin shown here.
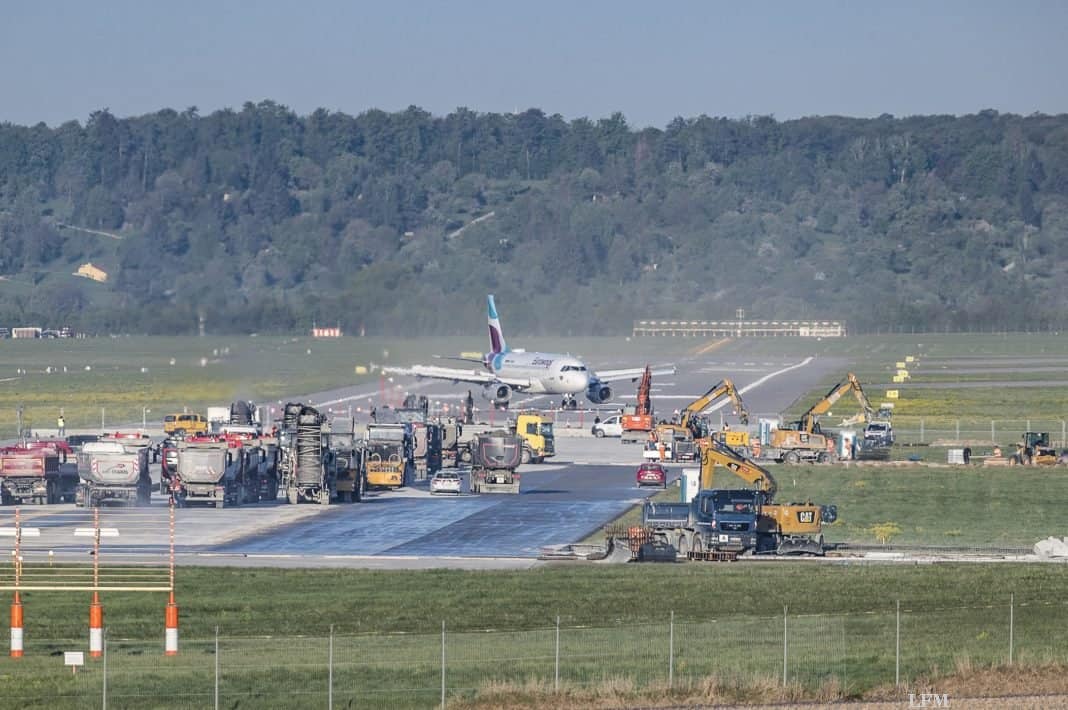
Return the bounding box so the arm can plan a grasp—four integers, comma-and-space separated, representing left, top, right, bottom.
586, 381, 612, 404
482, 384, 512, 409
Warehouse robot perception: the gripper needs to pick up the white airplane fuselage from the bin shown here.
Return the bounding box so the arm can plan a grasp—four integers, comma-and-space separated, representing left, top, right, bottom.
486, 351, 590, 395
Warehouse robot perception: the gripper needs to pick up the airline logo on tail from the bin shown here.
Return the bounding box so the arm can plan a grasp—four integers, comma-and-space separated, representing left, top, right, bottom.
486, 295, 509, 370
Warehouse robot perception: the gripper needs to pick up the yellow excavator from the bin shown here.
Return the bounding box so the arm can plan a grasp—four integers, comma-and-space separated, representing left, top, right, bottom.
762, 372, 872, 464
648, 379, 749, 463
698, 438, 836, 555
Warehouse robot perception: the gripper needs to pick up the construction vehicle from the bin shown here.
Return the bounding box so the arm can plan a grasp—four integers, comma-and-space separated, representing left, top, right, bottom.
223, 429, 280, 501
0, 445, 79, 504
628, 440, 836, 560
469, 431, 524, 494
76, 433, 153, 506
512, 411, 555, 464
645, 380, 749, 463
375, 403, 442, 479
163, 413, 209, 437
364, 422, 414, 489
761, 373, 873, 464
277, 403, 339, 504
439, 420, 464, 467
621, 366, 655, 443
1011, 432, 1060, 466
327, 417, 365, 502
172, 438, 249, 508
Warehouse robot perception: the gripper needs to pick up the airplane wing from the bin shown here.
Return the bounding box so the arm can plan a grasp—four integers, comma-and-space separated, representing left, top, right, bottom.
594, 365, 676, 383
382, 365, 532, 389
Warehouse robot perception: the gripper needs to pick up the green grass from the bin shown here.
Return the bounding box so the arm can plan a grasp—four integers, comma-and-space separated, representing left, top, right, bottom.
3, 564, 1067, 708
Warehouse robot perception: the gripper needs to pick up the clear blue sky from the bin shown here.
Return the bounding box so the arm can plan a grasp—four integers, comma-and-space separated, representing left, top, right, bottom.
3, 0, 1066, 128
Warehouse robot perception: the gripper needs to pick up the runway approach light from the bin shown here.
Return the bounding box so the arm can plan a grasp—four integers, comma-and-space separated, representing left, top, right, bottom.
74, 528, 119, 538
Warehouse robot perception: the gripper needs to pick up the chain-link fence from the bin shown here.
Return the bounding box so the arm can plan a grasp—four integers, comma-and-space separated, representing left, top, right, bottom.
4, 596, 1067, 709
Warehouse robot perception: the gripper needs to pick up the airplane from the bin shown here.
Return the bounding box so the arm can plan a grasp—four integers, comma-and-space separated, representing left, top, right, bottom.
382, 295, 675, 410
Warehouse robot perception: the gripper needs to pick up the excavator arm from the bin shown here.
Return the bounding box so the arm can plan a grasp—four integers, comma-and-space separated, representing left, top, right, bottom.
698, 438, 777, 500
798, 373, 873, 433
679, 379, 750, 438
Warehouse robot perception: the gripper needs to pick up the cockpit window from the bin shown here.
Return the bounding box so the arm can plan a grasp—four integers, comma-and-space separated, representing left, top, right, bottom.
561, 365, 588, 372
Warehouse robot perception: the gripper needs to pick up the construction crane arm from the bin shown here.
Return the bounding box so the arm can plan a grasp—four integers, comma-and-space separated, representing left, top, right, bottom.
699, 439, 777, 500
679, 379, 750, 437
798, 372, 872, 432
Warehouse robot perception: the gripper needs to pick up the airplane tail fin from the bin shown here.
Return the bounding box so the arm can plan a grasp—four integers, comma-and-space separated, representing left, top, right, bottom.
487, 294, 508, 354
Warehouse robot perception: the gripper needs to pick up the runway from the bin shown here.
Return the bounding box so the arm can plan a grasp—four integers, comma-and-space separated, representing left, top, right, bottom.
4, 340, 847, 569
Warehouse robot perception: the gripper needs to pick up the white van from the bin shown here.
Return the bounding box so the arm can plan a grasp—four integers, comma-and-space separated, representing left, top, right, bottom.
591, 415, 624, 438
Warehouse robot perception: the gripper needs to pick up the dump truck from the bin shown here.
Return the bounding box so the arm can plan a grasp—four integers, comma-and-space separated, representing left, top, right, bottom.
0, 445, 79, 504
624, 439, 836, 559
469, 431, 523, 494
277, 404, 338, 504
364, 422, 414, 489
439, 420, 464, 467
374, 404, 442, 479
172, 439, 248, 508
76, 434, 153, 507
220, 429, 280, 501
326, 417, 365, 503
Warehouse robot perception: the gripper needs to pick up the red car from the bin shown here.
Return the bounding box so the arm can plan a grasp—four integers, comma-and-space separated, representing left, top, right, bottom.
636, 462, 668, 488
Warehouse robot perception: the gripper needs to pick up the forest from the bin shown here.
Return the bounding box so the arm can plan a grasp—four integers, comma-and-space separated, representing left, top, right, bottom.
0, 103, 1066, 335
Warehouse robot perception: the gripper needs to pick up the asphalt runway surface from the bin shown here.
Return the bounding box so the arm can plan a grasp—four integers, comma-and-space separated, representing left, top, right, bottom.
4, 342, 848, 569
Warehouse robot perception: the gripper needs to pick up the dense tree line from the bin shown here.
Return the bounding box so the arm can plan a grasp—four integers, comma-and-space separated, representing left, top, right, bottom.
0, 103, 1066, 335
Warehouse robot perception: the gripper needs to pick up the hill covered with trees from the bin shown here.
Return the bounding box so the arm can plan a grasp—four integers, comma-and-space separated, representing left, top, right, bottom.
1, 103, 1066, 335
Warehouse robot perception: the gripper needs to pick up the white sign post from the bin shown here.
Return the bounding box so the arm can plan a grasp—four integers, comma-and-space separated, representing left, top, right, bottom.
64, 651, 84, 675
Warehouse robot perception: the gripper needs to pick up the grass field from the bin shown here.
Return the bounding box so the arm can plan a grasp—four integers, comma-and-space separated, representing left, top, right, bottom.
3, 563, 1068, 708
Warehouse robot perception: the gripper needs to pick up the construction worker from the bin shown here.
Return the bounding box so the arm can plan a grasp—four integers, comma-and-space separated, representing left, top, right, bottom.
57, 414, 65, 438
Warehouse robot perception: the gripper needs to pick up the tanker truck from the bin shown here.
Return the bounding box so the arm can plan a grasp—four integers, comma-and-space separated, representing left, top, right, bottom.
469, 431, 524, 494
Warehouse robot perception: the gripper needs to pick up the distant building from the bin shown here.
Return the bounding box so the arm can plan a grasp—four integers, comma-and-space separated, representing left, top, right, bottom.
75, 263, 108, 282
311, 327, 343, 338
11, 327, 42, 339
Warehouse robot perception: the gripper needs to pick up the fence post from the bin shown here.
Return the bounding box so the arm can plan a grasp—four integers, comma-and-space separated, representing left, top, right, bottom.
441, 620, 446, 710
214, 626, 219, 710
955, 420, 960, 440
919, 419, 924, 444
992, 421, 996, 443
1062, 421, 1066, 448
668, 610, 675, 689
1009, 593, 1014, 665
554, 615, 560, 692
895, 601, 900, 687
102, 627, 108, 710
782, 605, 788, 687
328, 624, 334, 710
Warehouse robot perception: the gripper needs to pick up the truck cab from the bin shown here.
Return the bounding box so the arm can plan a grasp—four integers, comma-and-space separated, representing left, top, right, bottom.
513, 412, 555, 464
642, 488, 761, 555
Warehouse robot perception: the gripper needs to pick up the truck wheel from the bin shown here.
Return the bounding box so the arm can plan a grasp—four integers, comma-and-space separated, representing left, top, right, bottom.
676, 537, 689, 560
287, 488, 298, 505
46, 481, 57, 505
520, 448, 532, 465
460, 449, 472, 464
215, 499, 225, 510
784, 451, 801, 465
692, 535, 705, 554
594, 428, 605, 438
817, 451, 832, 464
320, 490, 331, 505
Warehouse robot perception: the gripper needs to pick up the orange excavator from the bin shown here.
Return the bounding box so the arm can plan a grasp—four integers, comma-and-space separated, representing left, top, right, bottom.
621, 366, 655, 443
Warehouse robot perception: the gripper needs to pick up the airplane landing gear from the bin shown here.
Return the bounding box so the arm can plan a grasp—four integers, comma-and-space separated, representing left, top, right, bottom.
561, 396, 578, 410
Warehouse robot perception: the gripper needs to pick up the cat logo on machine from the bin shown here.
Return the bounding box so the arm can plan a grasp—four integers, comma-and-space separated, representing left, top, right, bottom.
797, 510, 815, 524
